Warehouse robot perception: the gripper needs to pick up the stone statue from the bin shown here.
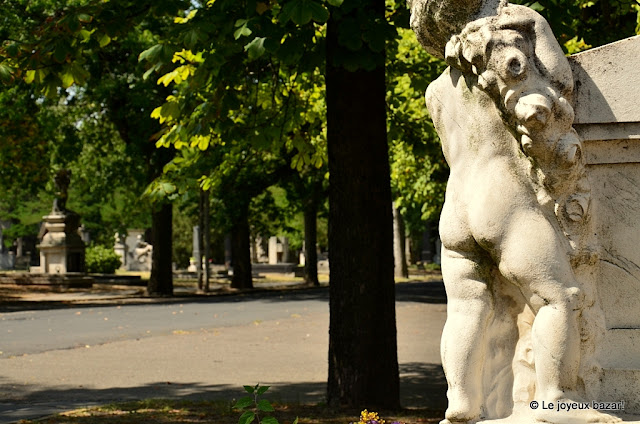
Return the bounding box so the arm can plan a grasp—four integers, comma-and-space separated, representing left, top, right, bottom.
409, 1, 620, 423
52, 169, 71, 214
134, 235, 152, 264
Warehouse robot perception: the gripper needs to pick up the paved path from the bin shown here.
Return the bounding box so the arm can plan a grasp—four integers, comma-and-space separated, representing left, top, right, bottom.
0, 282, 448, 423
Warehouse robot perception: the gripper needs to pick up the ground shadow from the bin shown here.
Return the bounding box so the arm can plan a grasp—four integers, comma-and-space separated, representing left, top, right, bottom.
0, 362, 446, 423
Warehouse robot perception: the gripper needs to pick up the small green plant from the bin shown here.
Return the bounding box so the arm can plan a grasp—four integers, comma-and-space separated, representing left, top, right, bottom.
234, 384, 297, 424
85, 245, 122, 274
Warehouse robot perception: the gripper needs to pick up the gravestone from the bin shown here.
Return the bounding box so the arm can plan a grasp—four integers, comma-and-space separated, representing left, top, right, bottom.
408, 0, 640, 422
268, 236, 289, 264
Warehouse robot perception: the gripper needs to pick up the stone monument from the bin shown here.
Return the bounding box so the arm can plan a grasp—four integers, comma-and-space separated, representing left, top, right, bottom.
409, 0, 639, 422
123, 230, 152, 272
34, 170, 86, 274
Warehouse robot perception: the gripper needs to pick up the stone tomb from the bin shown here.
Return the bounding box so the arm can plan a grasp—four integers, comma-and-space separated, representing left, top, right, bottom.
569, 35, 640, 416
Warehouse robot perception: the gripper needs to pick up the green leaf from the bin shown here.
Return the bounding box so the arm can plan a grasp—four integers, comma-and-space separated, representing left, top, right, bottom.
53, 42, 70, 63
69, 63, 89, 85
308, 2, 329, 23
293, 418, 299, 424
59, 72, 74, 88
261, 417, 279, 424
184, 29, 200, 49
0, 63, 14, 84
234, 396, 253, 409
326, 0, 343, 5
5, 43, 19, 58
160, 182, 176, 194
98, 33, 111, 48
290, 1, 313, 25
238, 411, 256, 424
234, 24, 252, 40
79, 29, 92, 42
245, 37, 266, 60
257, 399, 275, 412
256, 385, 270, 395
282, 0, 326, 25
24, 70, 35, 84
139, 44, 163, 62
77, 13, 92, 23
67, 17, 81, 32
42, 79, 59, 98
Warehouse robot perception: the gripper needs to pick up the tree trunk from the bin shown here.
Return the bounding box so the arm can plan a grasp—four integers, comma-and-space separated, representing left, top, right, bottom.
326, 0, 400, 409
303, 195, 319, 286
230, 202, 253, 289
393, 203, 409, 278
148, 202, 173, 296
203, 189, 211, 292
197, 191, 204, 291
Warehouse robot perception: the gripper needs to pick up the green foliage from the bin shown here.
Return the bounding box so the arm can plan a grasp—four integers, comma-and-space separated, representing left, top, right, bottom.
512, 0, 640, 52
172, 204, 196, 269
234, 384, 297, 424
85, 244, 122, 274
386, 27, 448, 237
0, 0, 189, 96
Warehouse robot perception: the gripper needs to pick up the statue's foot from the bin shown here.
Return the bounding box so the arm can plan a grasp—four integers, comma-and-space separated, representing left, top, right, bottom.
440, 414, 480, 424
535, 399, 622, 424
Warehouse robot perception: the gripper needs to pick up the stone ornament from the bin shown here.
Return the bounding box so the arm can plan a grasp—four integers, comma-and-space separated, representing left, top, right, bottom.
409, 1, 622, 423
52, 169, 71, 214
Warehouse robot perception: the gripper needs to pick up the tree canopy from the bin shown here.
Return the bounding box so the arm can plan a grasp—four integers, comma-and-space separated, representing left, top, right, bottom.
2, 0, 640, 409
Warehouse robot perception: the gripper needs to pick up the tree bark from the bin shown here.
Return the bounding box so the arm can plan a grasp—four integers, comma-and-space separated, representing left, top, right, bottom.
326, 0, 400, 409
393, 203, 409, 278
230, 202, 253, 289
203, 188, 211, 292
148, 202, 173, 296
303, 195, 319, 286
197, 191, 204, 291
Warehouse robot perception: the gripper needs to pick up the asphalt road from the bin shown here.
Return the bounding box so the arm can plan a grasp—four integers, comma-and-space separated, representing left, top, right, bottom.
1, 291, 330, 357
0, 282, 448, 423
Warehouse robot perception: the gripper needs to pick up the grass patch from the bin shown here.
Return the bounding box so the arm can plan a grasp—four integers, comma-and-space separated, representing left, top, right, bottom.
18, 399, 444, 424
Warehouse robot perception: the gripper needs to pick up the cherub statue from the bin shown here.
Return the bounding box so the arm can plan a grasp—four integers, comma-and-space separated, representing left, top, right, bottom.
408, 1, 618, 423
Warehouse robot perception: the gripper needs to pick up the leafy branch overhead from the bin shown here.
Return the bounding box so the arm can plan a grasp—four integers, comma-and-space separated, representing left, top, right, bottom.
136, 0, 340, 175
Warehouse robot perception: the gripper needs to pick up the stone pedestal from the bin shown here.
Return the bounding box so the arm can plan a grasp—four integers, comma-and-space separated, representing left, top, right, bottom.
570, 35, 640, 415
35, 212, 85, 274
113, 233, 126, 270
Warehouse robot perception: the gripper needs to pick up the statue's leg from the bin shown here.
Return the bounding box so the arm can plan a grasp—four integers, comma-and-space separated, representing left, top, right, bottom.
495, 211, 621, 423
494, 211, 580, 401
440, 246, 492, 424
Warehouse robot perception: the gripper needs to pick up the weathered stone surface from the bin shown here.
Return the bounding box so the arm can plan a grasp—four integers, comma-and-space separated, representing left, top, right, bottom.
35, 212, 86, 274
410, 1, 640, 422
571, 36, 640, 125
568, 35, 640, 420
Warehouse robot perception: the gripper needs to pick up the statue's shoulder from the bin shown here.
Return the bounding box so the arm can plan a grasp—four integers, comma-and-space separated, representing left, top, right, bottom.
425, 66, 467, 119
